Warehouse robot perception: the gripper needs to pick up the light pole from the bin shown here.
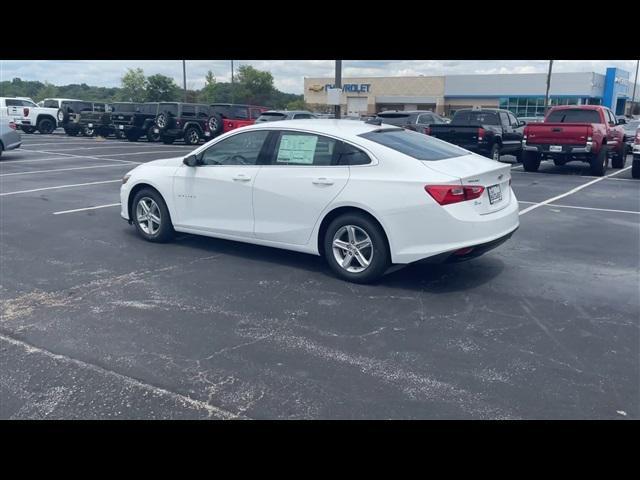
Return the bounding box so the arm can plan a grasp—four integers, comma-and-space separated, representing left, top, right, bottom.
231, 60, 235, 104
334, 60, 342, 119
182, 60, 187, 102
630, 59, 639, 116
544, 60, 553, 114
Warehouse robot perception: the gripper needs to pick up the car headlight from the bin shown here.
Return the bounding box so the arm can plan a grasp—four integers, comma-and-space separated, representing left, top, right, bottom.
122, 173, 131, 185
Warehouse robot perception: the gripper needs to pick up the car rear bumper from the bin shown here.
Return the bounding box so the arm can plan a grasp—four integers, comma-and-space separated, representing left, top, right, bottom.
524, 143, 592, 154
385, 189, 520, 264
416, 227, 518, 264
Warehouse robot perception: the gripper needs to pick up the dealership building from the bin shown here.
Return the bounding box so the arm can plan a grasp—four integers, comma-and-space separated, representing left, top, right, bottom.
304, 67, 637, 118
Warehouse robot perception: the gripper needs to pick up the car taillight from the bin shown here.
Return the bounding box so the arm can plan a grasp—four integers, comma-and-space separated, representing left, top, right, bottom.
478, 127, 485, 141
425, 184, 485, 206
23, 107, 29, 117
423, 126, 431, 135
9, 122, 17, 130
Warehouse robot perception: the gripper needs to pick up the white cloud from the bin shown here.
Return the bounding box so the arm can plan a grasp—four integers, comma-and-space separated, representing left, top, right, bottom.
1, 60, 638, 95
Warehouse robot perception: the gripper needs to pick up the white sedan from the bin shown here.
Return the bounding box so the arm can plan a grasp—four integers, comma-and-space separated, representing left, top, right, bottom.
120, 119, 519, 283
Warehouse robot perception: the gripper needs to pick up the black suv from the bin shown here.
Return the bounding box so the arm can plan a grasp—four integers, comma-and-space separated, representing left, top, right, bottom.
112, 102, 162, 142
60, 101, 107, 136
155, 102, 212, 145
375, 110, 448, 134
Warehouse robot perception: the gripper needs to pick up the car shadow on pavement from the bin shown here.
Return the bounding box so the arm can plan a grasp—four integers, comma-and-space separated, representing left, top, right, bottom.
156, 231, 505, 293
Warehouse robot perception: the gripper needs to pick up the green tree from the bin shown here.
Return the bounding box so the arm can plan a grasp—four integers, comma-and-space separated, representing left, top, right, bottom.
199, 70, 217, 103
34, 82, 58, 102
146, 74, 180, 102
286, 99, 307, 111
235, 65, 275, 105
120, 68, 147, 102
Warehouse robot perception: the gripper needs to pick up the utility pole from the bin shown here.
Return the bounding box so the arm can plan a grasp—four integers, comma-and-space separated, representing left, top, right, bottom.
231, 60, 235, 104
544, 60, 553, 114
182, 60, 187, 102
334, 60, 342, 119
630, 59, 639, 116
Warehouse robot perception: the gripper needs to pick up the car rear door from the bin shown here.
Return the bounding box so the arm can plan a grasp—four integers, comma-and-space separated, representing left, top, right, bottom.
252, 130, 350, 245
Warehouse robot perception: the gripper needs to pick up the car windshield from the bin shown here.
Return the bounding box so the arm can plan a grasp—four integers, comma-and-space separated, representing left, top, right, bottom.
376, 113, 411, 126
257, 112, 287, 122
545, 109, 601, 123
451, 111, 499, 126
360, 128, 469, 161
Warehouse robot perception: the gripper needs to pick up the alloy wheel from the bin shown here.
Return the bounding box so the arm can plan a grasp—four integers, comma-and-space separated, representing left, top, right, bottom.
136, 197, 161, 235
332, 225, 373, 273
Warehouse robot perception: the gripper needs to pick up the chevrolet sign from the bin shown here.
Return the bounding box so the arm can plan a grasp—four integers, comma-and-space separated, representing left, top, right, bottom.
308, 84, 325, 93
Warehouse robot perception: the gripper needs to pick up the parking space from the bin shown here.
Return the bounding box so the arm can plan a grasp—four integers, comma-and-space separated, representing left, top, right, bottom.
1, 132, 638, 419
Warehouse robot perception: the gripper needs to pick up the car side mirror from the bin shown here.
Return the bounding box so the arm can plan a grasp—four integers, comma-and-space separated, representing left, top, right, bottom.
617, 119, 626, 125
183, 154, 199, 167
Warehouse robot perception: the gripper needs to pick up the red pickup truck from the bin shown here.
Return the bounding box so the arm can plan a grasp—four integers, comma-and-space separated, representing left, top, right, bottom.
522, 105, 626, 176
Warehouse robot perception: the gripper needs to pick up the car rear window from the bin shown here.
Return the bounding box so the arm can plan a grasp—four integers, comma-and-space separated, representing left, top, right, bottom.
112, 103, 140, 113
376, 113, 411, 126
160, 103, 178, 116
545, 109, 602, 123
359, 128, 469, 161
451, 111, 499, 126
257, 112, 288, 122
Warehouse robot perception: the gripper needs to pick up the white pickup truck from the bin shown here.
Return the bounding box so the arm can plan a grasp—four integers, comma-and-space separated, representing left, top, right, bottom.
0, 97, 64, 134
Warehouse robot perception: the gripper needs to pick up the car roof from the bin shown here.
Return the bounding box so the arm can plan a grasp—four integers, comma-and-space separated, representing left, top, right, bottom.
548, 105, 604, 111
247, 118, 400, 140
260, 110, 313, 115
378, 110, 435, 115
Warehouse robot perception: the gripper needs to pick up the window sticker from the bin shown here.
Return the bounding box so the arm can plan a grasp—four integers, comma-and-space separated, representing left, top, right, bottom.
277, 134, 318, 164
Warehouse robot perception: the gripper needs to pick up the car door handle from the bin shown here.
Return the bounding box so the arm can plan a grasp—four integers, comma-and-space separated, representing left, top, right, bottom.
312, 177, 334, 185
232, 174, 251, 182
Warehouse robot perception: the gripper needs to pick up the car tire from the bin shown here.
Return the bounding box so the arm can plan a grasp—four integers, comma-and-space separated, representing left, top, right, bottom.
207, 113, 223, 137
514, 148, 523, 163
126, 132, 139, 142
115, 130, 125, 140
323, 213, 390, 284
22, 127, 35, 134
57, 109, 65, 123
131, 188, 175, 243
83, 127, 95, 137
183, 127, 200, 145
488, 143, 501, 161
37, 118, 55, 135
589, 146, 608, 177
146, 127, 160, 143
522, 150, 541, 172
64, 128, 78, 137
611, 144, 626, 169
632, 158, 640, 179
155, 112, 172, 130
161, 135, 175, 145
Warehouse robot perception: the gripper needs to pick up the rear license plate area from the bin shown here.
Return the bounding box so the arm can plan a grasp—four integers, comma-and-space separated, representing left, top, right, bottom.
549, 145, 562, 152
487, 184, 502, 204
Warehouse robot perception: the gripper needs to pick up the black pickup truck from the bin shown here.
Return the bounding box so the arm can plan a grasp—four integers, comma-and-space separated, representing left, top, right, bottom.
428, 108, 525, 161
112, 102, 162, 142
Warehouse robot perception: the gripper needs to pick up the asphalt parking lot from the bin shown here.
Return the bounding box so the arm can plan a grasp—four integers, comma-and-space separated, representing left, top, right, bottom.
1, 131, 638, 419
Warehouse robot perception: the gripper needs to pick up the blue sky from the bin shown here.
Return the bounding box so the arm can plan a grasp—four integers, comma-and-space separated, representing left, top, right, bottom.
1, 60, 637, 94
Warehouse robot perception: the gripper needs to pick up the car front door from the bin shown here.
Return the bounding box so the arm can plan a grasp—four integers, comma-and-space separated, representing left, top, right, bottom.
499, 111, 517, 153
252, 130, 350, 245
172, 129, 271, 236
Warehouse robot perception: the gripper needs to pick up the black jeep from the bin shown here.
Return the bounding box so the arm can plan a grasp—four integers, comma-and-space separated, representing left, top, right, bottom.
77, 103, 113, 137
60, 101, 107, 136
112, 102, 162, 142
154, 102, 212, 145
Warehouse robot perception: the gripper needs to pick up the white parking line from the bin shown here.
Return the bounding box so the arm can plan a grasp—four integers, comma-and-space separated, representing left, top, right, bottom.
53, 203, 121, 215
21, 144, 190, 152
0, 179, 121, 196
518, 166, 633, 216
3, 150, 142, 165
518, 200, 640, 215
0, 163, 137, 177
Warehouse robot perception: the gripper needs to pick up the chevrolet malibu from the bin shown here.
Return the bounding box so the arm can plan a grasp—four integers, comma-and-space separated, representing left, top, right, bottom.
120, 119, 519, 283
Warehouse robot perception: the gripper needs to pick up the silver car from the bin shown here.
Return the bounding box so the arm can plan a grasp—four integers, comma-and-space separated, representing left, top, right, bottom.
0, 118, 21, 157
255, 110, 317, 122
